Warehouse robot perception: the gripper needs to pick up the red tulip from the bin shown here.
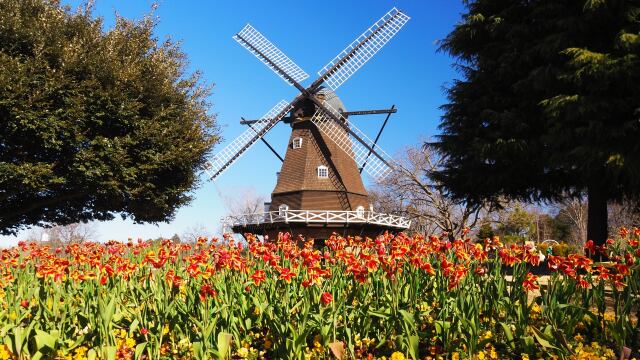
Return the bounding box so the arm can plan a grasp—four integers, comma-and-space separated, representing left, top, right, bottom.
20, 299, 29, 309
585, 240, 595, 252
321, 292, 333, 306
140, 328, 149, 335
250, 269, 266, 286
523, 272, 539, 292
199, 283, 217, 301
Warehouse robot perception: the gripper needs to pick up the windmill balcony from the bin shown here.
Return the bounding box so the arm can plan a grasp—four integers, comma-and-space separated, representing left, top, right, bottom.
222, 209, 411, 235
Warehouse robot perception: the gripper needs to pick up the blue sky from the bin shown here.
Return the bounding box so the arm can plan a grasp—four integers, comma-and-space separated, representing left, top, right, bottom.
1, 1, 466, 245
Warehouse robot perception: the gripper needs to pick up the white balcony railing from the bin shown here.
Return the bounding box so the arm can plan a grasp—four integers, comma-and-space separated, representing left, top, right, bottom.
222, 210, 411, 230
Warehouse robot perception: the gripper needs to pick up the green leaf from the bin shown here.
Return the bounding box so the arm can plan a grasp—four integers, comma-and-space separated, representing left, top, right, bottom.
129, 319, 139, 336
398, 310, 416, 329
134, 342, 147, 360
368, 310, 390, 319
499, 322, 515, 349
217, 332, 233, 360
105, 346, 117, 360
192, 341, 203, 360
87, 348, 97, 360
408, 335, 419, 360
530, 326, 559, 350
34, 329, 57, 351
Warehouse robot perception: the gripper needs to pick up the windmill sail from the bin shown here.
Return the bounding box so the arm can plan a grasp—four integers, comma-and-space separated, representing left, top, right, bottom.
310, 102, 394, 181
205, 100, 293, 180
234, 24, 309, 86
316, 8, 410, 91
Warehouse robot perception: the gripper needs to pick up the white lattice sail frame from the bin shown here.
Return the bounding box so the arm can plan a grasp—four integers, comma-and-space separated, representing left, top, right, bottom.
310, 102, 394, 181
318, 8, 410, 91
234, 24, 309, 85
205, 100, 292, 180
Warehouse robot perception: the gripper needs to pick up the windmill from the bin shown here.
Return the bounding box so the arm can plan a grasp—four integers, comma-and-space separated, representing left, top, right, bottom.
208, 8, 412, 240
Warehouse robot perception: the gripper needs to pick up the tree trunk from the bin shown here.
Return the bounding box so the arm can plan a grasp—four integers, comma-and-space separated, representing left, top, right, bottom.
587, 182, 608, 247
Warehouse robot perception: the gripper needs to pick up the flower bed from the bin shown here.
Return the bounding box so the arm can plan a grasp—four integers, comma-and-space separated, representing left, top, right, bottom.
0, 230, 639, 359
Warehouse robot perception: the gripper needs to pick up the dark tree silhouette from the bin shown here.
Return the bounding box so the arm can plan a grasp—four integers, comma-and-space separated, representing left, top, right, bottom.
434, 0, 640, 245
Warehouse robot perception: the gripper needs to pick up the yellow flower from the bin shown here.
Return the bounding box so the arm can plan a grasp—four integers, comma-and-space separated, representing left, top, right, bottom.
531, 303, 541, 315
313, 334, 323, 350
363, 337, 373, 347
604, 349, 615, 358
603, 312, 615, 322
253, 305, 261, 316
73, 346, 89, 360
452, 353, 460, 360
391, 352, 406, 360
0, 345, 12, 360
263, 339, 272, 350
477, 351, 485, 360
237, 347, 249, 358
162, 324, 170, 335
574, 334, 584, 343
521, 355, 529, 360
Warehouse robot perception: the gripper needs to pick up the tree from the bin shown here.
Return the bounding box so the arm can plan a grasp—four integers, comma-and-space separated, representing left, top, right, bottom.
0, 0, 218, 234
221, 188, 268, 227
608, 198, 640, 233
370, 145, 490, 239
557, 197, 589, 246
26, 222, 98, 244
476, 222, 495, 241
434, 0, 640, 245
181, 223, 212, 243
498, 204, 536, 241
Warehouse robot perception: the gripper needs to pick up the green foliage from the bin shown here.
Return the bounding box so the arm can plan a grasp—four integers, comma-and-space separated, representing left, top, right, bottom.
500, 205, 536, 238
0, 0, 218, 234
537, 242, 580, 256
433, 0, 640, 244
476, 223, 494, 240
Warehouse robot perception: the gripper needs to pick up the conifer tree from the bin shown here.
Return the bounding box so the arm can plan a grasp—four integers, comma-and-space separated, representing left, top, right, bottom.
435, 0, 640, 245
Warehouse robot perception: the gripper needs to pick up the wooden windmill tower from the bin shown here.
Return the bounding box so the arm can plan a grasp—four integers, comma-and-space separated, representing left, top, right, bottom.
206, 8, 412, 240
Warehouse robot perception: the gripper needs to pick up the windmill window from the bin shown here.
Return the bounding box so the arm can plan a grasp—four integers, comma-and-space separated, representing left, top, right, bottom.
292, 137, 303, 149
317, 166, 328, 179
278, 204, 289, 216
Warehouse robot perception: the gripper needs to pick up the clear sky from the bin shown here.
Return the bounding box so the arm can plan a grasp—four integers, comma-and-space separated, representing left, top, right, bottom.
1, 0, 466, 246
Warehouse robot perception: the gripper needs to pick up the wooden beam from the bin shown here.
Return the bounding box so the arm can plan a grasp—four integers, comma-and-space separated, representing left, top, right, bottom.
240, 108, 397, 125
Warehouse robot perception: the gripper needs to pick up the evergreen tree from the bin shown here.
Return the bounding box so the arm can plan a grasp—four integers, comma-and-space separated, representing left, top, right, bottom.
0, 0, 218, 234
434, 0, 640, 245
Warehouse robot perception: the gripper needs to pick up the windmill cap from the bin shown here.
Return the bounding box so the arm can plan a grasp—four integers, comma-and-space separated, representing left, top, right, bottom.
315, 86, 346, 114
